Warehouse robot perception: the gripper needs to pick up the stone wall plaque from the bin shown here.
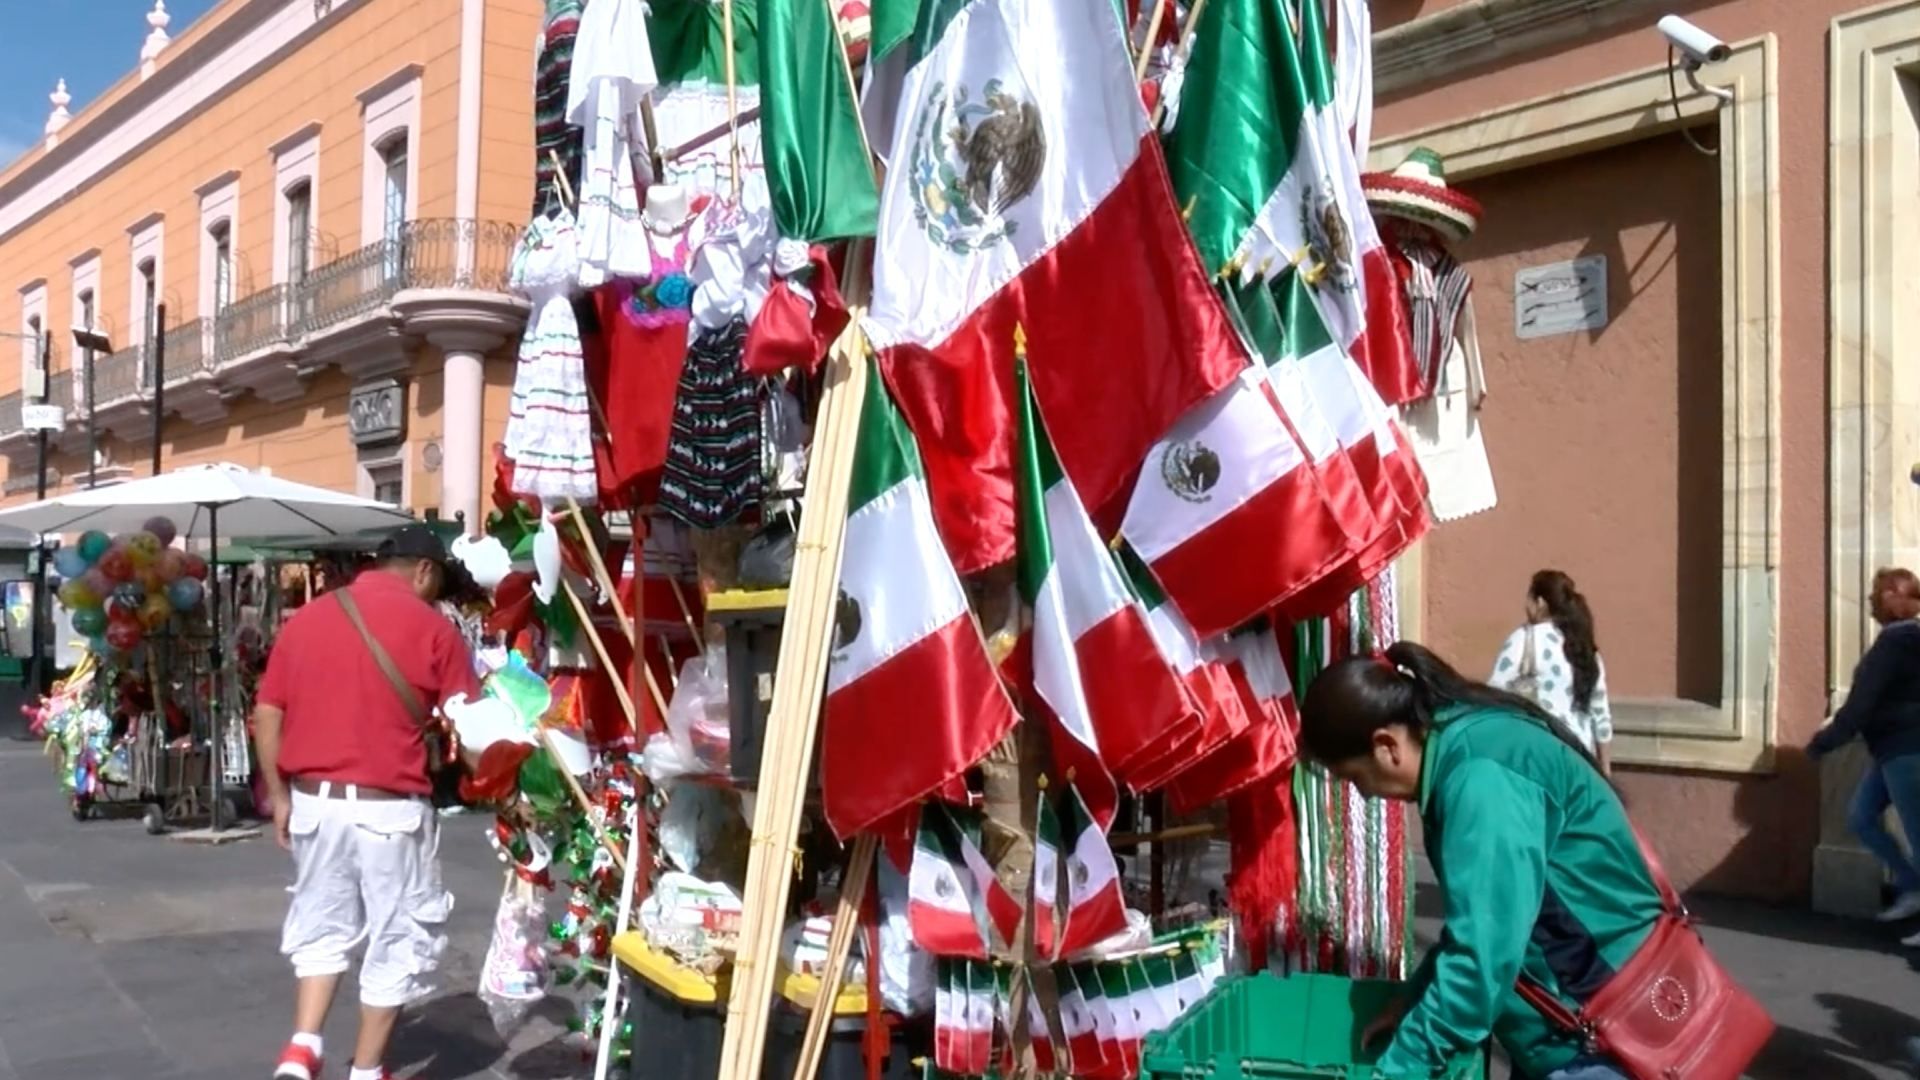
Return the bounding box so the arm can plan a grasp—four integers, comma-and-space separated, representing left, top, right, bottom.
1515, 255, 1608, 340
348, 377, 406, 448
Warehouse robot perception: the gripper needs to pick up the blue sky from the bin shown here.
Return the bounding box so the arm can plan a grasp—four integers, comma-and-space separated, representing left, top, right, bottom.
0, 0, 222, 165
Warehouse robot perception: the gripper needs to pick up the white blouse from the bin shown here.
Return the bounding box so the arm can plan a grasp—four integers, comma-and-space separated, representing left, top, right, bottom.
1488, 623, 1614, 753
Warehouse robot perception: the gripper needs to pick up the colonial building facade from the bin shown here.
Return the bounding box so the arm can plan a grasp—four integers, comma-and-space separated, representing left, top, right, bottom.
1378, 0, 1920, 910
0, 0, 547, 532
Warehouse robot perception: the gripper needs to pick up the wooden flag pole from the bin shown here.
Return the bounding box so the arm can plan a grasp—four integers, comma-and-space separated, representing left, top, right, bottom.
1134, 0, 1172, 82
789, 834, 879, 1080
559, 506, 671, 721
1148, 0, 1214, 129
562, 579, 640, 726
721, 0, 743, 200
716, 250, 872, 1079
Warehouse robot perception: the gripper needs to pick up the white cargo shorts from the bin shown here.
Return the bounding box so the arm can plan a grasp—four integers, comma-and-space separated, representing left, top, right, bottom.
279, 784, 453, 1008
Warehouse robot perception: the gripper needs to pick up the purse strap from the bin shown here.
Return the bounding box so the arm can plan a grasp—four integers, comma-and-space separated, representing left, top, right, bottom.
1516, 820, 1687, 1034
336, 588, 429, 727
1519, 623, 1538, 681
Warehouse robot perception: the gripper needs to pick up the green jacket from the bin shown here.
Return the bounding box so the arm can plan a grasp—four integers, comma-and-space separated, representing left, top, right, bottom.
1375, 705, 1663, 1079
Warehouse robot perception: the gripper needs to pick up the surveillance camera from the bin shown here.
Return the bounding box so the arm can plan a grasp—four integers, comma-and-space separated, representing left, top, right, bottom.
1658, 15, 1730, 67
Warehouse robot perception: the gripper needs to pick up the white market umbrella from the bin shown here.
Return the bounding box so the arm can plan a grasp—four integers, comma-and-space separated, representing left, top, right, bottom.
0, 463, 416, 830
0, 461, 414, 538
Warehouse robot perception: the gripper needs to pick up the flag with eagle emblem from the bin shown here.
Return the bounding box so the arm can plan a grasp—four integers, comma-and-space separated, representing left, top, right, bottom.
864, 0, 1247, 577
820, 360, 1018, 840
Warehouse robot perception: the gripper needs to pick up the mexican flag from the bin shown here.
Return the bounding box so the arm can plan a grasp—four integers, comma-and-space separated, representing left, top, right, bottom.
1168, 621, 1301, 813
1058, 781, 1128, 958
1095, 963, 1147, 1074
1057, 963, 1109, 1073
865, 0, 1247, 575
1016, 359, 1194, 802
1120, 363, 1357, 640
822, 362, 1018, 839
934, 958, 998, 1073
760, 0, 878, 241
1033, 787, 1063, 960
1108, 543, 1253, 790
955, 804, 1024, 950
910, 803, 992, 958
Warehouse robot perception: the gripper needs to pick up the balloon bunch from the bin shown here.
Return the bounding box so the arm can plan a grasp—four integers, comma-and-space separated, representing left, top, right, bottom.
53, 516, 208, 655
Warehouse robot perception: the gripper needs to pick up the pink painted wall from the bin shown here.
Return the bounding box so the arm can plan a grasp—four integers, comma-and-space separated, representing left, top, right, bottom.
1376, 0, 1830, 902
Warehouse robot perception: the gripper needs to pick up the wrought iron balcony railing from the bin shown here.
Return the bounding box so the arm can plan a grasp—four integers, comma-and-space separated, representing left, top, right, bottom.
94, 344, 147, 405
214, 284, 294, 366
159, 317, 216, 385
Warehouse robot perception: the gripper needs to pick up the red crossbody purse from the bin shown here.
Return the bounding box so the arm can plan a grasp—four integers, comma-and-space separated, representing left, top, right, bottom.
1516, 828, 1774, 1080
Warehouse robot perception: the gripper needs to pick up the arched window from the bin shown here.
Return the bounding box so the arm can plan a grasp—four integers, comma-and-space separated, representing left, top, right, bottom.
209, 221, 232, 314
285, 181, 312, 284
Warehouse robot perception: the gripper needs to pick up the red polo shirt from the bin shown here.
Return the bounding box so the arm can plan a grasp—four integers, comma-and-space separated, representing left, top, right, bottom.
258, 570, 481, 796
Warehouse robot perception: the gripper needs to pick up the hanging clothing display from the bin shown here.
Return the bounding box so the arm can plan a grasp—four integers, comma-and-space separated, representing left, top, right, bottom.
659, 317, 762, 527
1364, 150, 1498, 522
568, 0, 658, 287
504, 211, 599, 504
587, 225, 695, 504
532, 0, 586, 221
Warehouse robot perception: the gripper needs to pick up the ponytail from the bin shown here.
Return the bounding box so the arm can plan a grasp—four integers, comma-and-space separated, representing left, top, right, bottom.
1530, 570, 1601, 712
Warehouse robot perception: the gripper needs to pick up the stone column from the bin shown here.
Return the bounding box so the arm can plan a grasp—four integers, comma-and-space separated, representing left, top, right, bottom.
428, 330, 494, 536
1814, 741, 1886, 917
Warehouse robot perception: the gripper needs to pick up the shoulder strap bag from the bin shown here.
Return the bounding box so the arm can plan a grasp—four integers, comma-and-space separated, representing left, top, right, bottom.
336, 588, 453, 779
1515, 825, 1774, 1080
1508, 624, 1543, 704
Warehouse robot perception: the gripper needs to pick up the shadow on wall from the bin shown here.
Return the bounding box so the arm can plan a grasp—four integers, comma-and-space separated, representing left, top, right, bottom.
1678, 745, 1821, 903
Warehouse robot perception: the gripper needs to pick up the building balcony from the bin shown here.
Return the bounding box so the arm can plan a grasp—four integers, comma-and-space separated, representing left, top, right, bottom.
0, 370, 78, 459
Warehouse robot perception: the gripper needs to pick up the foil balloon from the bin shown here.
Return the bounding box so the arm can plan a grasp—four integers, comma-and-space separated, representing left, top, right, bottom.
56, 579, 98, 610
139, 594, 172, 630
76, 530, 110, 564
69, 607, 106, 636
104, 619, 143, 652
182, 553, 209, 581
166, 577, 205, 610
52, 547, 89, 579
96, 547, 133, 583
142, 516, 178, 547
123, 531, 162, 568
110, 581, 146, 611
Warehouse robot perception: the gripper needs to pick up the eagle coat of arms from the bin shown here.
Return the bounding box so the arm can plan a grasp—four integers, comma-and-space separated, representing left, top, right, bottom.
908, 78, 1047, 254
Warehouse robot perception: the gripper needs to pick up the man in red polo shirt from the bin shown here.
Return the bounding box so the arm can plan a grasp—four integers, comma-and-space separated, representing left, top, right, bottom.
254, 525, 482, 1080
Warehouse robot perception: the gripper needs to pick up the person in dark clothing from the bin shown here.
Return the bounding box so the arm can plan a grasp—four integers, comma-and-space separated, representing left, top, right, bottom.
1810, 567, 1920, 935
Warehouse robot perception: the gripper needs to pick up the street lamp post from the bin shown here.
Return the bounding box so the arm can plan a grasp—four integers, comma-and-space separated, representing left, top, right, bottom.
71, 328, 111, 489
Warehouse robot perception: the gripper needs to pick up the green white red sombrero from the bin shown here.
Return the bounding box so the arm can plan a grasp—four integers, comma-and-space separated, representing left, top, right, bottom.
1362, 148, 1481, 243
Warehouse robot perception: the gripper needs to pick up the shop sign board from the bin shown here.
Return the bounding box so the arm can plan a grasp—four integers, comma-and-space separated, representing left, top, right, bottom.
1515, 255, 1607, 339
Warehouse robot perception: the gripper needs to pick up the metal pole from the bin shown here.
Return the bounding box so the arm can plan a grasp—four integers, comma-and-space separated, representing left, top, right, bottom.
150, 304, 165, 476
84, 341, 96, 489
208, 505, 223, 831
29, 332, 50, 696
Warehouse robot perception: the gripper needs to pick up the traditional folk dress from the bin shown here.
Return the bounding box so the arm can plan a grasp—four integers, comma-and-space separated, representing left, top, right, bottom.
504, 210, 598, 504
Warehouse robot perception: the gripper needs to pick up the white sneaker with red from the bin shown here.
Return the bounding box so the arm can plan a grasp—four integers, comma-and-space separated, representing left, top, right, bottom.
272, 1042, 323, 1080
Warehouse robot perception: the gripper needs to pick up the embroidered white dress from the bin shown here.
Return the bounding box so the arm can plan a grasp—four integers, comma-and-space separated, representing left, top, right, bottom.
1488, 623, 1614, 753
504, 210, 598, 504
568, 0, 657, 287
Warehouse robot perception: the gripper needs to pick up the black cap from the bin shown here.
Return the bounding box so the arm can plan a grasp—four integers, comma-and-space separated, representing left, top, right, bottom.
376, 523, 451, 566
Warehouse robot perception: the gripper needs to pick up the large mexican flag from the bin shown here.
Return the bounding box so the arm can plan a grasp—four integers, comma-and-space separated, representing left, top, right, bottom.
821, 361, 1017, 839
865, 0, 1247, 575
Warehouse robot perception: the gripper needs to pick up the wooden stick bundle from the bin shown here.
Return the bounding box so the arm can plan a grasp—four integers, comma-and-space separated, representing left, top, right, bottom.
789, 834, 879, 1080
716, 251, 873, 1079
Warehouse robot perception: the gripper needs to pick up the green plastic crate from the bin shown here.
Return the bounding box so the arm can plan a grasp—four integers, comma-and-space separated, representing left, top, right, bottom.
1140, 973, 1487, 1079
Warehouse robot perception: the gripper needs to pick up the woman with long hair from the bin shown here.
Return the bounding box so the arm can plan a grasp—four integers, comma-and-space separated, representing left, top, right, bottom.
1300, 641, 1661, 1080
1490, 569, 1614, 775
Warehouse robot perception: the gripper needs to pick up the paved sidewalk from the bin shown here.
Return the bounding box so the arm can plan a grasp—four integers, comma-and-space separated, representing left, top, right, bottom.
0, 740, 1915, 1078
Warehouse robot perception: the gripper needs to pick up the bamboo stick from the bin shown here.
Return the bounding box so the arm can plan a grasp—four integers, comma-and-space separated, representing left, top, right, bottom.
716, 249, 873, 1079
592, 797, 648, 1080
822, 0, 877, 171
547, 148, 577, 210
564, 498, 633, 644
560, 534, 670, 721
563, 579, 640, 726
667, 575, 703, 647
789, 834, 879, 1080
1134, 0, 1172, 83
721, 0, 743, 201
1148, 0, 1214, 130
541, 727, 628, 876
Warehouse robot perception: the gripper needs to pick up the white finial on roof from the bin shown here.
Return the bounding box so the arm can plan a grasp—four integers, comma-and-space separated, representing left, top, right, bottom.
44, 79, 71, 149
141, 1, 173, 80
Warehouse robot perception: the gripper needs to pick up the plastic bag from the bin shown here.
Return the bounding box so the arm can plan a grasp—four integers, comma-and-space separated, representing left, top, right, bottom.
876, 853, 936, 1015
663, 646, 731, 777
657, 781, 749, 878
737, 516, 796, 587
479, 877, 550, 1034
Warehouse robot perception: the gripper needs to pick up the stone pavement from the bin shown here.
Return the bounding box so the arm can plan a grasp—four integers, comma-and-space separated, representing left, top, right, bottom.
0, 737, 1915, 1079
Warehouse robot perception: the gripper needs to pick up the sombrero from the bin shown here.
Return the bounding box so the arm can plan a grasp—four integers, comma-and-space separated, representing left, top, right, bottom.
1362, 147, 1482, 243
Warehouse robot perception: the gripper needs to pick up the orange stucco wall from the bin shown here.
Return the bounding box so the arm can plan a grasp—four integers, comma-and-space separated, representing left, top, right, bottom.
0, 0, 540, 519
1376, 0, 1830, 901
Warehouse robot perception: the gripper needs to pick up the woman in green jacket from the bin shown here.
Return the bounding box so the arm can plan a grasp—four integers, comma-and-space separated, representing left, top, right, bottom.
1299, 641, 1664, 1080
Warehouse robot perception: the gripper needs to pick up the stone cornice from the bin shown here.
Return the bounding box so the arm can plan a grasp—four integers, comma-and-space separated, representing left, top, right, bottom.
1374, 0, 1663, 96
